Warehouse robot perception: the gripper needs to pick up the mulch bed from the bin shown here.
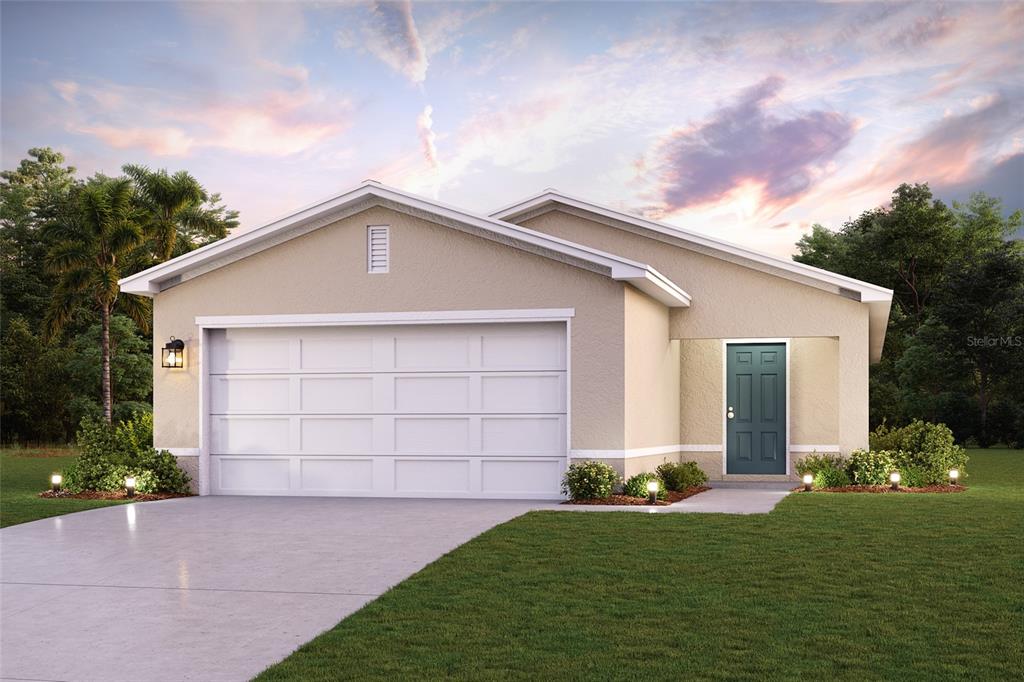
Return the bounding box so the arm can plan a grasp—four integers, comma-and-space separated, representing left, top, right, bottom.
796, 485, 966, 494
39, 490, 193, 501
564, 486, 711, 506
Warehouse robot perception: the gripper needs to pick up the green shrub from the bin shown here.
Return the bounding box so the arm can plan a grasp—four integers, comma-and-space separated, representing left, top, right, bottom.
656, 461, 708, 491
897, 465, 930, 489
872, 421, 968, 485
622, 472, 667, 500
562, 461, 619, 500
795, 452, 847, 477
63, 415, 190, 494
813, 467, 851, 489
846, 449, 898, 486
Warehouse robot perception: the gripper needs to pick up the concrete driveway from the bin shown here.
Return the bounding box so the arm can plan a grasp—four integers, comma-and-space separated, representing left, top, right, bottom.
0, 496, 549, 682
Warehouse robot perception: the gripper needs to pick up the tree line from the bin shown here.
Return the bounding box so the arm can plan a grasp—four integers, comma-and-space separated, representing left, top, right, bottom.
2, 150, 1022, 447
1, 148, 238, 442
795, 183, 1024, 446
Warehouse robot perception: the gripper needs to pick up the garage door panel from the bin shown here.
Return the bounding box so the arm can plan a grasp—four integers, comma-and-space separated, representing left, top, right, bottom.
394, 376, 471, 412
212, 417, 290, 454
217, 457, 290, 491
300, 417, 374, 452
300, 336, 374, 371
481, 459, 563, 495
300, 377, 374, 412
300, 458, 374, 491
394, 459, 471, 494
394, 417, 471, 452
210, 331, 291, 372
481, 416, 564, 453
481, 332, 563, 369
394, 334, 471, 370
210, 376, 291, 413
481, 374, 564, 412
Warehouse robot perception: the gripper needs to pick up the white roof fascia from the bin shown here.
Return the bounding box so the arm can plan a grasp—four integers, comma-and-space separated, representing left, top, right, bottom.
118, 181, 691, 308
491, 190, 894, 304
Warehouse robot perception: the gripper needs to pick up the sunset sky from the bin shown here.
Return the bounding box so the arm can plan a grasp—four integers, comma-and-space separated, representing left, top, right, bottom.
2, 1, 1021, 256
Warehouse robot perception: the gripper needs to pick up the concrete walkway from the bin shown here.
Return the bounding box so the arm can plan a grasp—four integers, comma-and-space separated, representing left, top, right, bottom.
0, 496, 550, 682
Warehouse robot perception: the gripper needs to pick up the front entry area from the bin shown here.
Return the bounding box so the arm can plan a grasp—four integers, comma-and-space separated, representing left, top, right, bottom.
726, 342, 787, 475
205, 321, 567, 498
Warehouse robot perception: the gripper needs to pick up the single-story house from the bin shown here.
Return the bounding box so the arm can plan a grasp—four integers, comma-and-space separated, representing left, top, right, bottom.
119, 181, 892, 499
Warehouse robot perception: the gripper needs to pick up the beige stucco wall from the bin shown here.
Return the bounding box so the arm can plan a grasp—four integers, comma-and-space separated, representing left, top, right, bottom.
623, 286, 680, 450
790, 337, 839, 444
152, 205, 627, 452
520, 210, 870, 454
679, 339, 723, 445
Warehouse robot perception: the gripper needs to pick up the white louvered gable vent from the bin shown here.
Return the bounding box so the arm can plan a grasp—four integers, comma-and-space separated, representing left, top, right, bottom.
367, 225, 389, 273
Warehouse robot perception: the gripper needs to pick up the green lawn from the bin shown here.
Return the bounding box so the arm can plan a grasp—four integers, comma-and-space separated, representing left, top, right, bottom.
0, 446, 129, 527
258, 449, 1024, 681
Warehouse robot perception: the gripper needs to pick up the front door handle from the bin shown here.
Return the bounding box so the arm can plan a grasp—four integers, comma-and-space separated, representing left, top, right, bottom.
727, 406, 735, 419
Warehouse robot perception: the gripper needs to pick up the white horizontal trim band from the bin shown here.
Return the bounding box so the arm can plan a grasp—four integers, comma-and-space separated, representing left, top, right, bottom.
160, 447, 199, 458
790, 444, 841, 452
571, 444, 715, 459
196, 308, 576, 328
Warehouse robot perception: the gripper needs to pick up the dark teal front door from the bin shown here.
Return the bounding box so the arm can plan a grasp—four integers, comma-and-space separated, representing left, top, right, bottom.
726, 343, 786, 474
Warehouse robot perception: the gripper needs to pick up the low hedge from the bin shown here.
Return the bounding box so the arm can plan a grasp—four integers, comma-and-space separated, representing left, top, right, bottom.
794, 453, 847, 478
870, 420, 968, 485
656, 461, 708, 491
62, 413, 191, 494
813, 467, 851, 489
562, 460, 619, 500
623, 472, 667, 500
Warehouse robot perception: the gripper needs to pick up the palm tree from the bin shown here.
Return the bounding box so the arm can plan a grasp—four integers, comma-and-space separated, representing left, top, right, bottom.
123, 164, 238, 259
44, 177, 151, 423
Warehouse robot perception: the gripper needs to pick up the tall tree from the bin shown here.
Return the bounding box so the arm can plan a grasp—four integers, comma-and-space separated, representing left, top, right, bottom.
794, 183, 1024, 445
123, 164, 238, 260
1, 148, 78, 330
928, 243, 1024, 444
796, 183, 957, 332
44, 177, 152, 422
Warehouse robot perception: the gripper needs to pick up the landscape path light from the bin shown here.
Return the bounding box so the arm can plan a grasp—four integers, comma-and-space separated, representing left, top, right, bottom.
50, 474, 62, 493
949, 469, 960, 486
803, 474, 813, 492
125, 476, 137, 498
646, 479, 659, 505
889, 471, 901, 491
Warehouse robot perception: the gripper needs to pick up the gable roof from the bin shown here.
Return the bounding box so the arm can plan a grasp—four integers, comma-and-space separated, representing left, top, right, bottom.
491, 189, 894, 361
119, 181, 691, 308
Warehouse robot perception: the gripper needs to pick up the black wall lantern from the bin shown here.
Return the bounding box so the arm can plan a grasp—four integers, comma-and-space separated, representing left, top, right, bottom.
162, 337, 185, 368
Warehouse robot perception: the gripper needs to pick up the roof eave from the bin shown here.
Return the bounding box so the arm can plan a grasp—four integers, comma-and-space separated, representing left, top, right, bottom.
491, 191, 894, 304
117, 183, 692, 308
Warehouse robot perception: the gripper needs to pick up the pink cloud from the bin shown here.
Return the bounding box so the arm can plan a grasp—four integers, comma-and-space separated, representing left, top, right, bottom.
416, 104, 439, 194
51, 79, 350, 159
641, 77, 855, 214
853, 92, 1023, 193
76, 125, 195, 157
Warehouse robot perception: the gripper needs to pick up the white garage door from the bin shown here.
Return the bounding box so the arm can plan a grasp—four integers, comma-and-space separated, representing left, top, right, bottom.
206, 322, 567, 498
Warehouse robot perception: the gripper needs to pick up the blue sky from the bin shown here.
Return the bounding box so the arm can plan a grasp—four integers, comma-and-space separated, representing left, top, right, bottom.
2, 1, 1021, 255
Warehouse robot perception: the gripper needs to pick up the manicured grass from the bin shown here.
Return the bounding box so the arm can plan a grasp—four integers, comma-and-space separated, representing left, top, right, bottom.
0, 447, 129, 527
258, 449, 1023, 681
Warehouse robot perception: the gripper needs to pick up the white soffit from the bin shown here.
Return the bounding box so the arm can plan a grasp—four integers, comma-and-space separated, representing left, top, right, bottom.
118, 181, 690, 308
